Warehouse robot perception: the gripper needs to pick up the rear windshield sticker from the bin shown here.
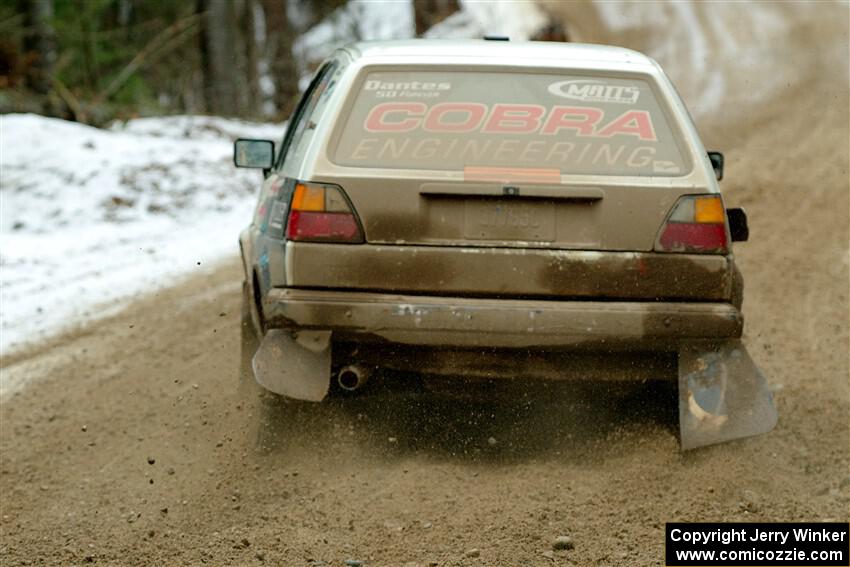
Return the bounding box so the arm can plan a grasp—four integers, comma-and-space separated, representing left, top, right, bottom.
334, 71, 689, 176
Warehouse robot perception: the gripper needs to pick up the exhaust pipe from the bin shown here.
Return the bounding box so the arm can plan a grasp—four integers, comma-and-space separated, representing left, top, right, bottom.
337, 364, 370, 392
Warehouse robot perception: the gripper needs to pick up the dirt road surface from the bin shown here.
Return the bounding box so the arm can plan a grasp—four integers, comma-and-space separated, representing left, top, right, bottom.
2, 3, 848, 566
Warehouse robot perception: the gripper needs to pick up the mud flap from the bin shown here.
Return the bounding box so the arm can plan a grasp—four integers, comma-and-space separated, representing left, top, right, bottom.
252, 329, 331, 401
678, 340, 778, 450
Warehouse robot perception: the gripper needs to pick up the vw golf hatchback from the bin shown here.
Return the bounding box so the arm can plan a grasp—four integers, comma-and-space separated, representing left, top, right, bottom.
235, 39, 776, 449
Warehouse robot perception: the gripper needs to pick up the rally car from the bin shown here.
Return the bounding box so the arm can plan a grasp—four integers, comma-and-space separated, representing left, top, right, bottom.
235, 39, 776, 449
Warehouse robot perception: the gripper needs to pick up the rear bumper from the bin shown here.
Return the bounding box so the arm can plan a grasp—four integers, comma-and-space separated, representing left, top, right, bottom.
252, 290, 775, 449
263, 288, 742, 349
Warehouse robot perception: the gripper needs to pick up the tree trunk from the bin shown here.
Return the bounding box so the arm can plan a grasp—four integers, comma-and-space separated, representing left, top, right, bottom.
199, 0, 244, 115
77, 0, 100, 91
20, 0, 56, 94
241, 0, 260, 117
261, 0, 298, 119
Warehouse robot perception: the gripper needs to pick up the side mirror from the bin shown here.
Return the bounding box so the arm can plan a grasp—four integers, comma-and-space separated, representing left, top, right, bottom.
727, 207, 748, 242
234, 139, 274, 169
707, 151, 724, 181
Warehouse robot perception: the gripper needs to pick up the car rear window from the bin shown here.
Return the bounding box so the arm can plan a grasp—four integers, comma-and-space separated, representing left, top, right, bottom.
331, 70, 690, 177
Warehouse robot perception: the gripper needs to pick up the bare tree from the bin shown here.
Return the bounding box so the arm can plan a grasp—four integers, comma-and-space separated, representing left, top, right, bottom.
199, 0, 247, 115
19, 0, 56, 94
241, 0, 261, 115
261, 0, 298, 119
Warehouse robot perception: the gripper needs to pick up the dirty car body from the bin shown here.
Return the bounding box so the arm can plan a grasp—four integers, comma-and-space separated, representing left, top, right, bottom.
235, 40, 777, 449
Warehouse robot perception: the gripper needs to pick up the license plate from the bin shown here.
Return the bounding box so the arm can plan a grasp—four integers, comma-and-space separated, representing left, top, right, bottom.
464, 199, 556, 241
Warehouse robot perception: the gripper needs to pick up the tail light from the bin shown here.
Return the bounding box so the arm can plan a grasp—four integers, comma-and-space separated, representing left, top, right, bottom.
286, 182, 364, 243
655, 195, 728, 254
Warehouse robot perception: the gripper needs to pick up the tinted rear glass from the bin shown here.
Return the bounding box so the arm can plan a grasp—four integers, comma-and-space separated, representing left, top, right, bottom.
332, 70, 690, 176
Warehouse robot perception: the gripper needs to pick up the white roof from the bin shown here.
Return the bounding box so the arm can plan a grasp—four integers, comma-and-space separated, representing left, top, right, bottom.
344, 39, 655, 70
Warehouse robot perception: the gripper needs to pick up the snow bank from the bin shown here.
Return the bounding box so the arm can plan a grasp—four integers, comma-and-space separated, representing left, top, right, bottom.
0, 114, 283, 355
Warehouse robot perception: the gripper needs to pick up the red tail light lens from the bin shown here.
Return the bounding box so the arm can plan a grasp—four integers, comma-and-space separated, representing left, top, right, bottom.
658, 222, 727, 251
286, 182, 364, 243
655, 195, 728, 253
287, 210, 361, 241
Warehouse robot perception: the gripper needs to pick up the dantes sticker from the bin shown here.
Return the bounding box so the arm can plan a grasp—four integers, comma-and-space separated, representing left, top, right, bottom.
364, 80, 451, 92
548, 80, 640, 105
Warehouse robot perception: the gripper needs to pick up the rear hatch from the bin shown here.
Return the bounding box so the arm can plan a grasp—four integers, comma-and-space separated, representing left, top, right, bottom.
287, 67, 732, 301
327, 68, 693, 251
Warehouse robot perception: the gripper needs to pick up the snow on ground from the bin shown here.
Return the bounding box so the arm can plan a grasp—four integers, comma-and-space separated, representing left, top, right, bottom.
0, 114, 283, 355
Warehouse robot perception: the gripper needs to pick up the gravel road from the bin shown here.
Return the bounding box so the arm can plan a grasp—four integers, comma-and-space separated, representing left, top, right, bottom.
1, 3, 848, 566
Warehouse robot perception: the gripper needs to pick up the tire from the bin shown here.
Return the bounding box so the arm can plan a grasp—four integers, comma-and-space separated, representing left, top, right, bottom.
241, 281, 255, 336
240, 280, 261, 381
242, 276, 265, 338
